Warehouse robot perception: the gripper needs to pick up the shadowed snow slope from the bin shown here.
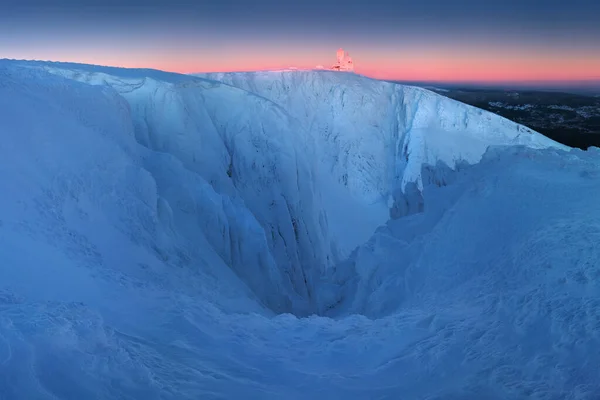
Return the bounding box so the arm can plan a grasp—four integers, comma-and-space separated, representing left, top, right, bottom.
1, 59, 598, 400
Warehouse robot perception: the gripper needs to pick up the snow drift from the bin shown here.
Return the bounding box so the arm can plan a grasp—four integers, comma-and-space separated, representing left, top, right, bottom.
1, 59, 598, 400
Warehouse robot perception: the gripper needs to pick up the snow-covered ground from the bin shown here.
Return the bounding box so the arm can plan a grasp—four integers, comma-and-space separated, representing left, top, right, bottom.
1, 59, 598, 399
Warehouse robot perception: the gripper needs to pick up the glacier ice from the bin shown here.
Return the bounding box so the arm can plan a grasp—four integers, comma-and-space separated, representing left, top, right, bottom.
1, 59, 599, 399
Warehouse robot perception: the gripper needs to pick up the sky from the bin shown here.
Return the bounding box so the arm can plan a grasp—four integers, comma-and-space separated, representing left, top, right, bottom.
2, 0, 600, 84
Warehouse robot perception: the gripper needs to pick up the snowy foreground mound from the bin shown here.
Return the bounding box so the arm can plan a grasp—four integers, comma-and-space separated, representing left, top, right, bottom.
1, 60, 599, 399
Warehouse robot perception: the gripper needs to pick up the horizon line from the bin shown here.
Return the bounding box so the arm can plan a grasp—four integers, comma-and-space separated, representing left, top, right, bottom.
3, 57, 600, 89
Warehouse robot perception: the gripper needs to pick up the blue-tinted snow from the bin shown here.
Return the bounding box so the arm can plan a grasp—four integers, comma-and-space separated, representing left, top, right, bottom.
1, 59, 599, 399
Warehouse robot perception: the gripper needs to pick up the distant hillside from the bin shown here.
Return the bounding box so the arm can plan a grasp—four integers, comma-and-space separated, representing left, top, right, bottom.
396, 84, 600, 150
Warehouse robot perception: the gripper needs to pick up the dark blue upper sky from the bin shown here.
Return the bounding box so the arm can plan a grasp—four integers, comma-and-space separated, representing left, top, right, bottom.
5, 0, 599, 28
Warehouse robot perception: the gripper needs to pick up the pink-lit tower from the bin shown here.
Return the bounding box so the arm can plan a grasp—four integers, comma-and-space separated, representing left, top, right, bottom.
336, 48, 345, 65
345, 55, 354, 71
331, 48, 354, 72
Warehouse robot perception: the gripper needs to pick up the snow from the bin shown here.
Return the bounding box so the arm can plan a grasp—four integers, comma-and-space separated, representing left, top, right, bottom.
199, 71, 564, 193
1, 58, 598, 400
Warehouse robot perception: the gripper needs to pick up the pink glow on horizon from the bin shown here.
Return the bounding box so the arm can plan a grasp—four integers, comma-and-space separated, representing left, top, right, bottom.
23, 45, 600, 84
360, 57, 600, 82
134, 55, 600, 83
353, 46, 600, 82
115, 59, 600, 84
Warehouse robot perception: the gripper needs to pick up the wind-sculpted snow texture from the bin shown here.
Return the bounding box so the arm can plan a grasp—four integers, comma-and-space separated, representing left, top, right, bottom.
1, 59, 599, 400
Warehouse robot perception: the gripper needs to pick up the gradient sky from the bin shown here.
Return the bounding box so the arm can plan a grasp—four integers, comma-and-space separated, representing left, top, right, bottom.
2, 0, 600, 83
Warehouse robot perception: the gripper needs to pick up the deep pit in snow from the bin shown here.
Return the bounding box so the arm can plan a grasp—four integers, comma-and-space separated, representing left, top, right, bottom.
26, 62, 561, 318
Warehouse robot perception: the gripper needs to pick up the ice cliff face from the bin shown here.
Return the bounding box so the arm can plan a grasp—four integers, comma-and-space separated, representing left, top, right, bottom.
201, 71, 563, 192
201, 71, 566, 258
30, 64, 333, 316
